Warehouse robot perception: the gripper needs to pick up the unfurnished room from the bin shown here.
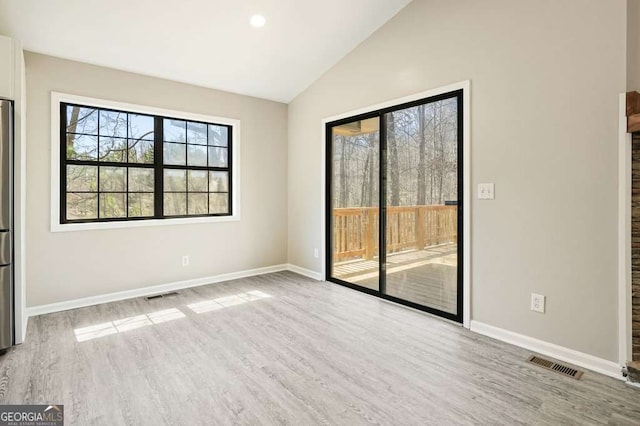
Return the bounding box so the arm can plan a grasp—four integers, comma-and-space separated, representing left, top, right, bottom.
0, 0, 639, 424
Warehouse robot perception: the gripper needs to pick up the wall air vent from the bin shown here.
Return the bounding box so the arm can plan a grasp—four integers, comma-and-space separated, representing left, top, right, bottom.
528, 355, 584, 380
145, 292, 179, 300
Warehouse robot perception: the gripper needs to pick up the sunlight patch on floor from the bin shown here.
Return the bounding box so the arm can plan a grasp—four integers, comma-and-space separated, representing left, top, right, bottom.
73, 291, 273, 341
187, 290, 272, 314
74, 308, 186, 342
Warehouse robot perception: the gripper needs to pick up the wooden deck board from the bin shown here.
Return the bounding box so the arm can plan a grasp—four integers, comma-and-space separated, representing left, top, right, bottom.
333, 244, 458, 314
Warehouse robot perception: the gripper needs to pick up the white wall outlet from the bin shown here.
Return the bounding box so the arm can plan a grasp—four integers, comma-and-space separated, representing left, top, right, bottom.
531, 293, 545, 313
313, 248, 319, 258
182, 255, 190, 267
478, 183, 495, 200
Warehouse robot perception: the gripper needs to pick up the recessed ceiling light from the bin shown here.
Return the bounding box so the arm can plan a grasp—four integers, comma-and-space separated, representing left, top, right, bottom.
250, 14, 266, 28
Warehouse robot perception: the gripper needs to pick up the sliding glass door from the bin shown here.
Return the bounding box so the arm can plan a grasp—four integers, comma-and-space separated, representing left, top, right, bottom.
329, 116, 380, 291
326, 90, 463, 322
383, 97, 460, 316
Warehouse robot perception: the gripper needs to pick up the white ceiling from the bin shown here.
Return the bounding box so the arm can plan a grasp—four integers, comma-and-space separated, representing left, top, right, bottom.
0, 0, 411, 103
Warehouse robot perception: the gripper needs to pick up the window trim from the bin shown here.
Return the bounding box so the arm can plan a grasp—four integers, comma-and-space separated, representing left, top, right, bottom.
50, 92, 241, 232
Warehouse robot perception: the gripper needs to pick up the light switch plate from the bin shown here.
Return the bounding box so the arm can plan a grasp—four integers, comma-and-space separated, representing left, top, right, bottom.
478, 183, 495, 200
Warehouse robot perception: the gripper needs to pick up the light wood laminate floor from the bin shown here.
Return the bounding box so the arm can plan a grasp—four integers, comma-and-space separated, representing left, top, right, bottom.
1, 271, 639, 425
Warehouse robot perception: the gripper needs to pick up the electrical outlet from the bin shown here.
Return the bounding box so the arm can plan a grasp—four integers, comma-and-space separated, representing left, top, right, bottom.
313, 248, 319, 258
531, 293, 545, 313
182, 255, 189, 267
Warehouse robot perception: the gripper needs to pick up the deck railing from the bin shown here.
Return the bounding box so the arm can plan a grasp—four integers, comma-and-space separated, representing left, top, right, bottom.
333, 205, 457, 261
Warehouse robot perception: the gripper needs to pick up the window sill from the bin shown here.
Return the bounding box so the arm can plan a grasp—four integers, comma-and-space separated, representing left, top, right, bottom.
50, 214, 240, 233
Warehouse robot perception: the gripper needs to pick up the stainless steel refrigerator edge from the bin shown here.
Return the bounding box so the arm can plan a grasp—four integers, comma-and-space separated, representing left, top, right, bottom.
0, 100, 13, 352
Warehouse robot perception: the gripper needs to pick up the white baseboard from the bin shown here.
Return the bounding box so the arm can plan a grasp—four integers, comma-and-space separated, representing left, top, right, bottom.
26, 264, 290, 317
20, 315, 28, 343
470, 320, 623, 380
286, 264, 323, 280
626, 380, 640, 389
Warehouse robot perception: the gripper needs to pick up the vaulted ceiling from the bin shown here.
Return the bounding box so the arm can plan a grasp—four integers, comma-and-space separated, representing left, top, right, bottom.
0, 0, 411, 102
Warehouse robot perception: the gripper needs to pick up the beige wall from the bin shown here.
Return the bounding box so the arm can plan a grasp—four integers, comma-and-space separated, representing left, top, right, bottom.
25, 52, 288, 306
629, 0, 640, 89
288, 0, 626, 361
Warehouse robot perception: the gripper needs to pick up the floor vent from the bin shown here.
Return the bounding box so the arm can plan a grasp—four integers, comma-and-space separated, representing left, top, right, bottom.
146, 291, 179, 300
528, 355, 584, 380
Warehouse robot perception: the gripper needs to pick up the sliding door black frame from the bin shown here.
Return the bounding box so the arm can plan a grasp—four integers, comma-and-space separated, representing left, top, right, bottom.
325, 89, 464, 323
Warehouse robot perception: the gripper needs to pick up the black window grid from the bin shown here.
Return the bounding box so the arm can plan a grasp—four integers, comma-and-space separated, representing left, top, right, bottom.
60, 102, 233, 224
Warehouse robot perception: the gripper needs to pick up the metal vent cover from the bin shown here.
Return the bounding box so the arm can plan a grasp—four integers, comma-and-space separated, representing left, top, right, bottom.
146, 291, 179, 300
528, 355, 584, 380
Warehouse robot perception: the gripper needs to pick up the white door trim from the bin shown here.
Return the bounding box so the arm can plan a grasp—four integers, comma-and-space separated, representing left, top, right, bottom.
618, 93, 632, 366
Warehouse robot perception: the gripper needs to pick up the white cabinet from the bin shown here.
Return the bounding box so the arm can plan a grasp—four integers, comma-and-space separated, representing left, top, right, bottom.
0, 36, 14, 99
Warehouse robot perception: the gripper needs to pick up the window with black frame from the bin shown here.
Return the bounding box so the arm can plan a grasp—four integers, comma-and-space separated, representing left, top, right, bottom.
61, 102, 232, 223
